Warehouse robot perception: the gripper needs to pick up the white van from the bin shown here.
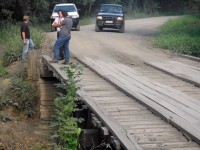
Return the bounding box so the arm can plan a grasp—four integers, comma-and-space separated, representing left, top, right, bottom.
51, 3, 80, 31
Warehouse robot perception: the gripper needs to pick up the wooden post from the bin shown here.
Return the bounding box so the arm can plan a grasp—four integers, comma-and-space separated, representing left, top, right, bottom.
27, 50, 40, 81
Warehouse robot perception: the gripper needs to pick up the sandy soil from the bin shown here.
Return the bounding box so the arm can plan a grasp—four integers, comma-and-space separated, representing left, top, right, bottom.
47, 16, 179, 65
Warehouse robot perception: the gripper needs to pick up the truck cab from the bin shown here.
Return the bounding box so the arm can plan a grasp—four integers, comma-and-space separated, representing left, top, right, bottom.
95, 4, 126, 33
51, 3, 80, 31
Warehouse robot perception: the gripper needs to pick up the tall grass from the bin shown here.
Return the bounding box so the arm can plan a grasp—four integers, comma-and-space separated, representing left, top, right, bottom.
80, 15, 96, 26
154, 16, 200, 57
0, 22, 45, 66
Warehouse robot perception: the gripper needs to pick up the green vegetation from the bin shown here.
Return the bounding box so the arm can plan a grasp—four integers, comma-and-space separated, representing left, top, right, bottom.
0, 78, 38, 117
154, 16, 200, 57
51, 63, 83, 149
0, 66, 8, 78
126, 11, 160, 20
0, 23, 45, 66
80, 15, 96, 26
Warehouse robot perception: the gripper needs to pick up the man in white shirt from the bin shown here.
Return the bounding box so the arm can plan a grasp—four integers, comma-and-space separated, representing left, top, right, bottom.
52, 10, 64, 59
52, 10, 64, 37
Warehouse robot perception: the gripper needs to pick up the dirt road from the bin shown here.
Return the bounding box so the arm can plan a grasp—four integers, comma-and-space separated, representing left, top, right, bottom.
47, 16, 179, 65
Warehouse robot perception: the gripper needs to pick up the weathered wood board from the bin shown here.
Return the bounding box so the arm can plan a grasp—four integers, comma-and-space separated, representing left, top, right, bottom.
146, 60, 200, 87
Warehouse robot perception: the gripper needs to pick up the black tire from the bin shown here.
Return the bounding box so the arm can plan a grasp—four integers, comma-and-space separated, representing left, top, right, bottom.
75, 23, 80, 31
95, 24, 103, 32
119, 22, 125, 33
51, 26, 56, 32
51, 25, 54, 32
99, 26, 103, 31
95, 24, 100, 32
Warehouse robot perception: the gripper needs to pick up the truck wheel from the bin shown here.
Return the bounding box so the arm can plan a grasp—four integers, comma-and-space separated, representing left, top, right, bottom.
51, 26, 56, 32
95, 24, 100, 32
51, 25, 54, 32
119, 22, 125, 33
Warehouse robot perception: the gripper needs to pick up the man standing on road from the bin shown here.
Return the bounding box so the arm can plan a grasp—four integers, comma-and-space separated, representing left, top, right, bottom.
50, 11, 73, 65
21, 15, 35, 63
52, 10, 64, 59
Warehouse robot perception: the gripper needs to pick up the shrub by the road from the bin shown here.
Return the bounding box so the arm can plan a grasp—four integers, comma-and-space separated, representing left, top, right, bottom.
0, 78, 38, 117
154, 16, 200, 57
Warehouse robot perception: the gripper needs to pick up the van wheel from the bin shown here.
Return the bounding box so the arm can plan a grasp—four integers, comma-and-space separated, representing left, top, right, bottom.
51, 26, 54, 32
119, 22, 125, 33
75, 23, 80, 31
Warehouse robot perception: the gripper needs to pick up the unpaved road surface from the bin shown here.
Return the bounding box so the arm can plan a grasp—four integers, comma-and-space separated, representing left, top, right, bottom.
47, 16, 179, 65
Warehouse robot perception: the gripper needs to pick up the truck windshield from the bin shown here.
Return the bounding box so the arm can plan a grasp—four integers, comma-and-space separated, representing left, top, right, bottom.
100, 5, 123, 14
54, 5, 76, 12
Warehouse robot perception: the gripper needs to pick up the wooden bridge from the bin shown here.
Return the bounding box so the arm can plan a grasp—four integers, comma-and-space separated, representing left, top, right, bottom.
27, 51, 200, 150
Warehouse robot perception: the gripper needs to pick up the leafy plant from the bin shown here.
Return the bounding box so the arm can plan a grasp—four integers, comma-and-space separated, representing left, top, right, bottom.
0, 66, 9, 78
51, 63, 83, 150
0, 78, 38, 117
0, 114, 11, 122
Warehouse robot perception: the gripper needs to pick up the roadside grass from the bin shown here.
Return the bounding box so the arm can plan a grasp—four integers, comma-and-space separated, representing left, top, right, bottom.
0, 66, 8, 78
39, 22, 52, 32
126, 11, 160, 20
0, 22, 45, 66
153, 16, 200, 57
80, 15, 96, 26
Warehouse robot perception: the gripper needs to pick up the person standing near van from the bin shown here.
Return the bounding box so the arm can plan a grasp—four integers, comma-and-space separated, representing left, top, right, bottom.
49, 11, 73, 65
52, 10, 64, 38
52, 10, 64, 59
21, 15, 34, 63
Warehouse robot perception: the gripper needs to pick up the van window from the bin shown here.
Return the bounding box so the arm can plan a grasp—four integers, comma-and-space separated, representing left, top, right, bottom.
54, 5, 76, 12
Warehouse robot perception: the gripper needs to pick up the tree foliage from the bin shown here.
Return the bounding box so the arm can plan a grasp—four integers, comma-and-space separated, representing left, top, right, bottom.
0, 0, 199, 23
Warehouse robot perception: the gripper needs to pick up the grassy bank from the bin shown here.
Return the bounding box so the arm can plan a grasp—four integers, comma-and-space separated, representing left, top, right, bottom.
0, 22, 45, 66
153, 16, 200, 57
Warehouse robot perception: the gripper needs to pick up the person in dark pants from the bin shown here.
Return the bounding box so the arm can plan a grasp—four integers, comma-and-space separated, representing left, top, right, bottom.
49, 11, 73, 65
52, 10, 64, 60
21, 15, 34, 63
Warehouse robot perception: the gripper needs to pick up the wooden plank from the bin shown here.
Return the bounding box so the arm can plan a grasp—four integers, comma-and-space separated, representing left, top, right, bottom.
145, 60, 200, 87
92, 60, 200, 122
108, 110, 151, 116
90, 59, 200, 121
81, 85, 116, 91
141, 142, 200, 149
42, 55, 68, 81
111, 63, 200, 115
28, 51, 39, 81
126, 127, 178, 134
169, 148, 200, 150
78, 57, 200, 144
113, 116, 160, 122
125, 124, 173, 130
136, 135, 187, 144
77, 90, 143, 150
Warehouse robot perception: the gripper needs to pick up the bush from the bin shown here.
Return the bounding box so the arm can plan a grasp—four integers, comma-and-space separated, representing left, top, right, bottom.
0, 66, 9, 78
0, 78, 38, 117
154, 16, 200, 57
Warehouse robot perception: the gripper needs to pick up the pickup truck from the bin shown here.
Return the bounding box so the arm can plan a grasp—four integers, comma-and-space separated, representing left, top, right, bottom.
95, 4, 126, 33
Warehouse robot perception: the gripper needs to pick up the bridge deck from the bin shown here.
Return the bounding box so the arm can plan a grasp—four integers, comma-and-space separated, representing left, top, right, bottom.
145, 60, 200, 87
42, 55, 200, 150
